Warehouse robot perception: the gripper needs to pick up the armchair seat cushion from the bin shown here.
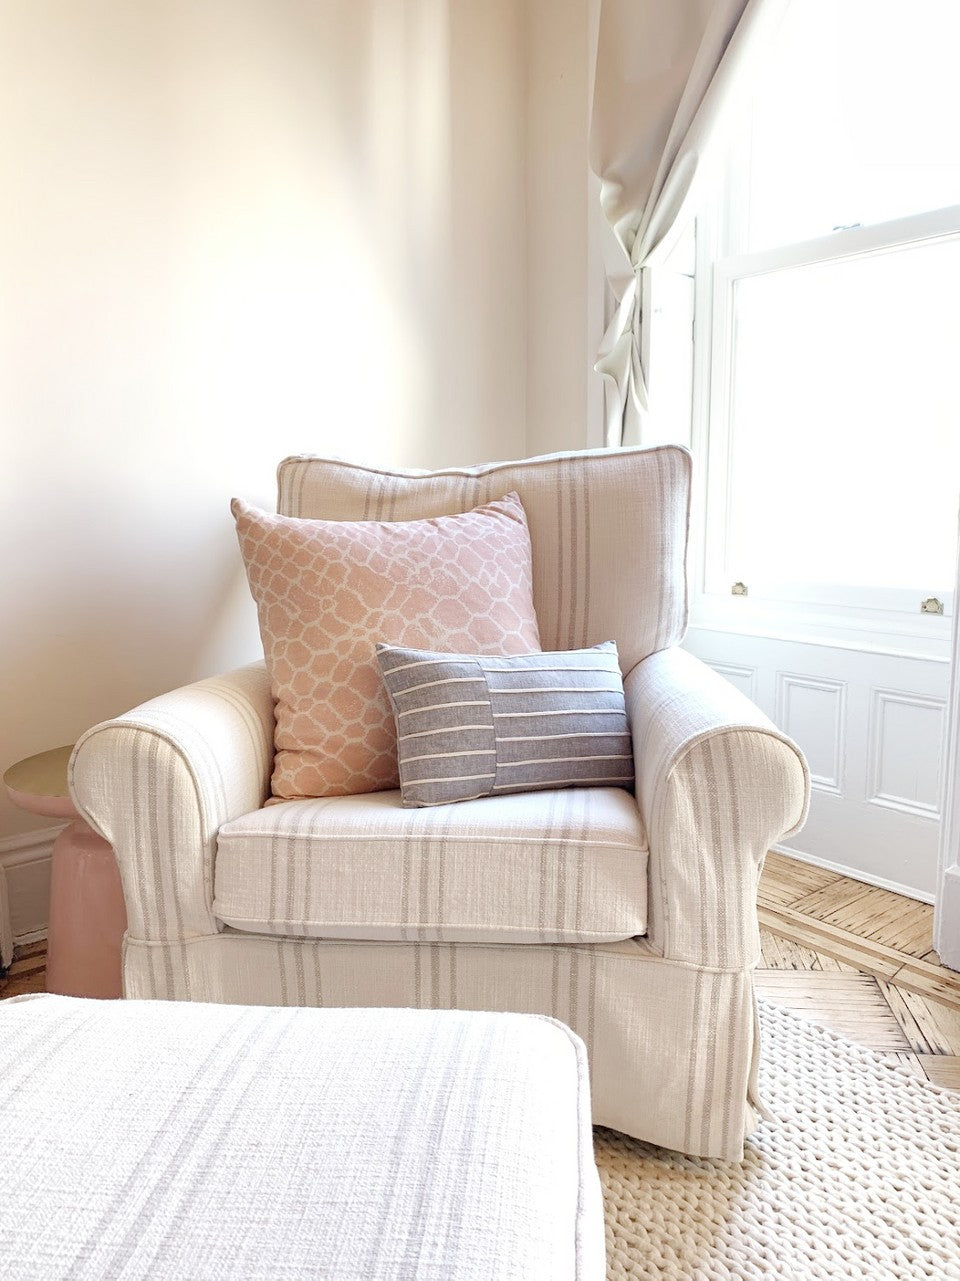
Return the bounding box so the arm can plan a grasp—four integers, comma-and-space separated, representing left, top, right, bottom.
214, 787, 647, 945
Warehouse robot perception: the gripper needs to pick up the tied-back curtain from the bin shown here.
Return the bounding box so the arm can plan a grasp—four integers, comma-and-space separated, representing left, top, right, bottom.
589, 0, 786, 446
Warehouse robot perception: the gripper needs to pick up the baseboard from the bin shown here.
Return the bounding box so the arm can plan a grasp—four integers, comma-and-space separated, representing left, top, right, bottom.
0, 824, 63, 951
772, 842, 935, 906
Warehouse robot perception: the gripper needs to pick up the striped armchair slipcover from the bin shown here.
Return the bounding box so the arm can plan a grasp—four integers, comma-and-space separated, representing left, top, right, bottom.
70, 447, 809, 1160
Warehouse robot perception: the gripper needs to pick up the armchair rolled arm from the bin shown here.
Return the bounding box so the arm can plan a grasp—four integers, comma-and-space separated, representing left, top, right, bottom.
625, 647, 809, 967
69, 663, 274, 942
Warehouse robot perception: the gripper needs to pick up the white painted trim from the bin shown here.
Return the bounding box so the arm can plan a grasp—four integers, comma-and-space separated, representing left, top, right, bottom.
0, 825, 61, 959
0, 824, 65, 863
687, 620, 951, 663
14, 928, 48, 948
772, 842, 935, 907
721, 203, 960, 281
0, 870, 10, 970
935, 517, 960, 969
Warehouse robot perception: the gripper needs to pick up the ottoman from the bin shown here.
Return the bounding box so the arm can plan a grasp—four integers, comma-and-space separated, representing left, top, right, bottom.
0, 996, 605, 1280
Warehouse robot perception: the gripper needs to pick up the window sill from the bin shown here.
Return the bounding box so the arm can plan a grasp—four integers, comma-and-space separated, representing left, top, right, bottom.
689, 594, 952, 662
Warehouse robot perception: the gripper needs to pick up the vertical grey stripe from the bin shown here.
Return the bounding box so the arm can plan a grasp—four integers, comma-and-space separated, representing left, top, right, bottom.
399, 828, 414, 944
130, 735, 152, 939
586, 946, 598, 1063
682, 761, 709, 1154
373, 473, 388, 520
0, 1005, 95, 1102
567, 460, 580, 650
417, 827, 431, 944
163, 758, 191, 999
393, 1020, 472, 1279
555, 809, 570, 943
720, 734, 746, 966
268, 807, 281, 930
567, 792, 590, 1034
537, 790, 561, 944
697, 745, 725, 1155
66, 1011, 280, 1276
413, 943, 422, 1008
554, 470, 567, 650
651, 448, 667, 651
448, 943, 457, 1009
551, 947, 562, 1021
580, 466, 592, 649
430, 943, 441, 1008
205, 683, 271, 795
277, 939, 288, 1005
718, 980, 740, 1161
361, 475, 374, 520
146, 738, 175, 995
434, 818, 446, 943
684, 965, 706, 1155
295, 458, 309, 516
573, 791, 587, 942
293, 941, 306, 1007
299, 813, 313, 940
705, 738, 731, 970
312, 941, 325, 1008
568, 948, 579, 1042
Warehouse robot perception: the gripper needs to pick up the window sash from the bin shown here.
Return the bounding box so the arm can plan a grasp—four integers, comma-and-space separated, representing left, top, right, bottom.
695, 203, 960, 629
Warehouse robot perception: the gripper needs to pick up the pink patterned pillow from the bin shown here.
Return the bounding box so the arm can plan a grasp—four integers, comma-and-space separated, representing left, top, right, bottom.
232, 492, 542, 799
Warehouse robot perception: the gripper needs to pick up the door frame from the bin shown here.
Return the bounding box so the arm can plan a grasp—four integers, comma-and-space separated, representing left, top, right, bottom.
935, 522, 960, 969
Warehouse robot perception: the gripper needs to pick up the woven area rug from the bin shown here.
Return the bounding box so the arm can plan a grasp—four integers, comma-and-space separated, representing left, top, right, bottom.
596, 999, 960, 1280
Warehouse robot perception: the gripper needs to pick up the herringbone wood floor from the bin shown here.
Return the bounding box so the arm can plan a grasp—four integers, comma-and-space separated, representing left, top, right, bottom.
3, 850, 959, 1089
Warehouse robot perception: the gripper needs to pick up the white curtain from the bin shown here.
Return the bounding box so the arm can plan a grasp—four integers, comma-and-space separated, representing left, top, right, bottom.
589, 0, 786, 446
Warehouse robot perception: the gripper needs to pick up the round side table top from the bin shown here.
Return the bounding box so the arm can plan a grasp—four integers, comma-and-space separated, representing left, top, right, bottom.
3, 745, 78, 821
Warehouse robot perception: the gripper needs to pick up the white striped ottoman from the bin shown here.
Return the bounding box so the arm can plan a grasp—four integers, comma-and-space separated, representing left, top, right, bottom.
0, 995, 604, 1280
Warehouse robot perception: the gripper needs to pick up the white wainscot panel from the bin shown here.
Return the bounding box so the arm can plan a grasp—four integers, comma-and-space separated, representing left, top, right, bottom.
706, 662, 756, 700
775, 674, 846, 795
868, 690, 945, 819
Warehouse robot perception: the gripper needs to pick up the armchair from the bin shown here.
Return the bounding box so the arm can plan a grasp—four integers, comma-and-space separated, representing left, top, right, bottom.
70, 446, 808, 1160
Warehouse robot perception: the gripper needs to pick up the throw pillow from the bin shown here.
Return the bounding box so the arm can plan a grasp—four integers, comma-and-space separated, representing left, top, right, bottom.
232, 492, 541, 799
376, 640, 634, 807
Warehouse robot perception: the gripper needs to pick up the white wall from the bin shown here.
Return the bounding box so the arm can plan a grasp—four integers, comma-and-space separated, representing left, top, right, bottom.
524, 0, 604, 455
0, 0, 532, 849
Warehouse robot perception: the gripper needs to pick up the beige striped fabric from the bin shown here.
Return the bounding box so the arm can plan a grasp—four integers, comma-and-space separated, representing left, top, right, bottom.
377, 641, 634, 807
625, 647, 810, 967
276, 446, 690, 671
214, 785, 647, 944
119, 931, 763, 1162
0, 997, 605, 1280
69, 662, 275, 946
70, 645, 809, 1160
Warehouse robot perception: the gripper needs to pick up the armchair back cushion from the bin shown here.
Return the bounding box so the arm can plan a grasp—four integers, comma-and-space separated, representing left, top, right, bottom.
277, 446, 691, 674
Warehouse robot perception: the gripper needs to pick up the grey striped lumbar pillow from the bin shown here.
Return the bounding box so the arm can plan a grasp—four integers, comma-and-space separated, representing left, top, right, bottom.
376, 640, 634, 808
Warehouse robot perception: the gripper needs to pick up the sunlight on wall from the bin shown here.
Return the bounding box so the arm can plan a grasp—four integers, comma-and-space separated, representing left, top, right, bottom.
0, 0, 526, 839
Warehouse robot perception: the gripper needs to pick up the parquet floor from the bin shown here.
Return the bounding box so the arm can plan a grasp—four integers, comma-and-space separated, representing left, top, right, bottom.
3, 850, 959, 1090
757, 850, 960, 1088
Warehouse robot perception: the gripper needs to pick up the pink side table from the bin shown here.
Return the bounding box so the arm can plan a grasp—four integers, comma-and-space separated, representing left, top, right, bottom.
3, 745, 127, 998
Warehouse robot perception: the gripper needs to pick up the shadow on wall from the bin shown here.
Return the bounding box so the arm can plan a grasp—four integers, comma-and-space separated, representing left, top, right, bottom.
0, 0, 528, 839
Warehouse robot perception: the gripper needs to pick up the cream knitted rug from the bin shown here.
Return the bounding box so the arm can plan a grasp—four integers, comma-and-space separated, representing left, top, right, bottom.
596, 999, 960, 1280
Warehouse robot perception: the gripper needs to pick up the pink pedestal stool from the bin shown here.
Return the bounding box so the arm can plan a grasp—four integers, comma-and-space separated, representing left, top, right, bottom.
3, 745, 127, 998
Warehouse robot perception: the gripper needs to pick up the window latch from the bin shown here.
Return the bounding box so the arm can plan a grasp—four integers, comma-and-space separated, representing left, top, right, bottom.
731, 582, 748, 597
920, 597, 944, 615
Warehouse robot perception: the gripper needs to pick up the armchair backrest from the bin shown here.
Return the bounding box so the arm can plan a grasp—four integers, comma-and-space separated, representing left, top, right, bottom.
276, 446, 690, 673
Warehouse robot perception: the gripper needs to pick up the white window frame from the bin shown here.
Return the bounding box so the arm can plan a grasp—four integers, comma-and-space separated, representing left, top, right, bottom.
690, 173, 960, 660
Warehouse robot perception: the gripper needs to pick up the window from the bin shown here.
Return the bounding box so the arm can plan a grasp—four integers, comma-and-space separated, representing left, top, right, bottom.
693, 0, 960, 645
